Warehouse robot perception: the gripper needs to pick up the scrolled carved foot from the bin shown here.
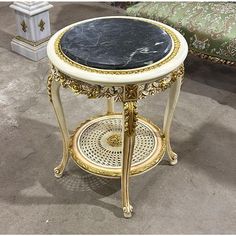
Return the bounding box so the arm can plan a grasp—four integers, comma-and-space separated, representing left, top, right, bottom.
54, 165, 64, 178
123, 204, 133, 218
169, 152, 178, 166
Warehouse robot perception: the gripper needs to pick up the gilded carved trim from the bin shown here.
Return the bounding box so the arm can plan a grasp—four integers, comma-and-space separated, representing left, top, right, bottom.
123, 102, 138, 136
107, 134, 122, 147
47, 64, 124, 101
138, 64, 184, 99
124, 84, 138, 101
47, 73, 53, 102
47, 63, 184, 102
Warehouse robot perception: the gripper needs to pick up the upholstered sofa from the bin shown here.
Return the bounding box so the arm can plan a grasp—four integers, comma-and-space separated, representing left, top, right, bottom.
127, 2, 236, 66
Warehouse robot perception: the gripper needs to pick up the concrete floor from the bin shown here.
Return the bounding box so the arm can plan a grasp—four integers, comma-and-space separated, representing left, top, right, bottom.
0, 2, 236, 234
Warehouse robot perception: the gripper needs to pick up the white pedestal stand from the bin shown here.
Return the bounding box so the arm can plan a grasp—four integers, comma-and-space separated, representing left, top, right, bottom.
10, 1, 53, 61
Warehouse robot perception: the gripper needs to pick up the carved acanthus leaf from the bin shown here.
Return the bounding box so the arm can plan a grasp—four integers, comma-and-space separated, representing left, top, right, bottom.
47, 63, 184, 102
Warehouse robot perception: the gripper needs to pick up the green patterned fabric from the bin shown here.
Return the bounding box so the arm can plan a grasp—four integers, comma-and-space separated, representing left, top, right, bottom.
127, 2, 236, 62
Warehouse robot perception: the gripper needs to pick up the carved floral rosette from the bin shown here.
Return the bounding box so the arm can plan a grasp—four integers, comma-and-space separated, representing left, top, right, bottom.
47, 63, 184, 102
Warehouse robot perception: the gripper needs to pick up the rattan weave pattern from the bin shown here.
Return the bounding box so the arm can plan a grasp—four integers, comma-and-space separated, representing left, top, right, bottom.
77, 117, 156, 168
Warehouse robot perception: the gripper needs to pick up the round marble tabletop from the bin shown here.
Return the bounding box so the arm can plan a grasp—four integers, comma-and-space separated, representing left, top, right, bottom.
60, 18, 172, 70
47, 16, 188, 85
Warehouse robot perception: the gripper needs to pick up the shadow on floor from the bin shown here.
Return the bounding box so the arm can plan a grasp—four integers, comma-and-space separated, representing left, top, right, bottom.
0, 29, 14, 51
183, 55, 236, 109
0, 114, 235, 217
0, 116, 123, 218
177, 122, 236, 187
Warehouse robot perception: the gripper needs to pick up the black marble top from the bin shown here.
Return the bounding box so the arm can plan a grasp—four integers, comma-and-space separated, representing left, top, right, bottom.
60, 18, 172, 70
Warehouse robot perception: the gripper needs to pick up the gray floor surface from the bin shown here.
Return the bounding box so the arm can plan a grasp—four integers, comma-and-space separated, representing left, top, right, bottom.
0, 2, 236, 234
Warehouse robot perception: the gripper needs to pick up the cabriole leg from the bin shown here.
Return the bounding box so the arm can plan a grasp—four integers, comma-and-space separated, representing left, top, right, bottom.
163, 78, 182, 165
48, 76, 70, 178
121, 101, 137, 218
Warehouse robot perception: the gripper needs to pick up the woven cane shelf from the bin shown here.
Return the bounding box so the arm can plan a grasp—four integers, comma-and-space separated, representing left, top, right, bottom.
69, 114, 166, 178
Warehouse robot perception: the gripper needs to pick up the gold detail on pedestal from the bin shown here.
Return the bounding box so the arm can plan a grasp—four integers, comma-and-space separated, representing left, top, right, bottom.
54, 19, 181, 75
21, 20, 27, 32
15, 35, 51, 47
38, 19, 45, 31
47, 63, 184, 102
124, 102, 138, 136
107, 134, 122, 147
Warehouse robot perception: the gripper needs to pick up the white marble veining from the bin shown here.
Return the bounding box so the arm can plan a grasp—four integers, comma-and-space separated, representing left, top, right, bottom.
60, 18, 173, 70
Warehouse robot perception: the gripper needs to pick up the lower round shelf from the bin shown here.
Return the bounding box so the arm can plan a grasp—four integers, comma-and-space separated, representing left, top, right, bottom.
69, 114, 166, 178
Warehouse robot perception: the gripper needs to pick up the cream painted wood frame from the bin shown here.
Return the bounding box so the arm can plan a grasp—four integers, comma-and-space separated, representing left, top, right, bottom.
47, 16, 188, 218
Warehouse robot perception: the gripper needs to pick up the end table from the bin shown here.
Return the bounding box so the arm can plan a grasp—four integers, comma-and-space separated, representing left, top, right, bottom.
47, 16, 188, 218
